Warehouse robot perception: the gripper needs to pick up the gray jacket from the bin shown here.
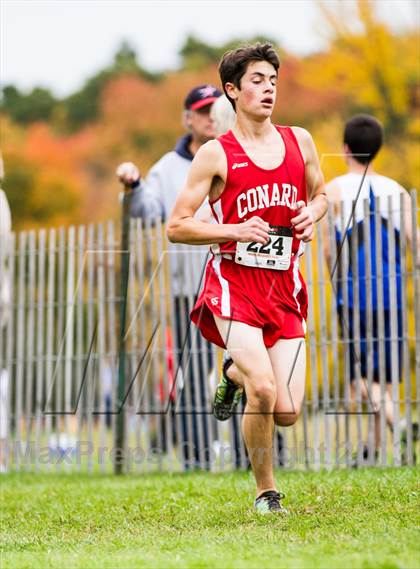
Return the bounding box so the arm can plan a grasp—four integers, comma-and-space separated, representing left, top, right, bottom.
130, 135, 210, 298
0, 189, 12, 328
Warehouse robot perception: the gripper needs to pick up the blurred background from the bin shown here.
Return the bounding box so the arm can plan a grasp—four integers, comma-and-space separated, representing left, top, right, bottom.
1, 0, 419, 230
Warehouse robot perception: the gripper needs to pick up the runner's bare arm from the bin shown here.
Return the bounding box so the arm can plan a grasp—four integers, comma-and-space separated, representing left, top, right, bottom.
167, 141, 270, 245
290, 127, 328, 242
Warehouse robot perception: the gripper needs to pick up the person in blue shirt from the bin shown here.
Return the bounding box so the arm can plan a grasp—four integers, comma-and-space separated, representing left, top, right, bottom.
325, 114, 419, 465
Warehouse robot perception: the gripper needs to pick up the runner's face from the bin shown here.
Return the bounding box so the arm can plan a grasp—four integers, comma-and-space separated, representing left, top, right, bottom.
188, 104, 216, 143
234, 60, 277, 119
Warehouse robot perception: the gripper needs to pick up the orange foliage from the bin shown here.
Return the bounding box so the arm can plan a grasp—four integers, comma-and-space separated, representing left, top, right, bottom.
2, 2, 418, 230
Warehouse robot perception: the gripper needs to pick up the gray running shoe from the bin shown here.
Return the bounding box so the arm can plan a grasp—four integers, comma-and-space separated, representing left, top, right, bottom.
254, 490, 288, 515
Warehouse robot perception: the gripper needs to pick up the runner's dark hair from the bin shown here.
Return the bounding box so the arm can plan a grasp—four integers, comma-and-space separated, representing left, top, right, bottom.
219, 43, 280, 110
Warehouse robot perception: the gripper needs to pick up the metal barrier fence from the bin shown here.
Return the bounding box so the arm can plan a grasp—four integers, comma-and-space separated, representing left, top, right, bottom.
0, 192, 418, 472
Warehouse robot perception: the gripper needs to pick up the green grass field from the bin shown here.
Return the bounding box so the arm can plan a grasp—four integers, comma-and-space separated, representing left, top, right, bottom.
1, 468, 419, 569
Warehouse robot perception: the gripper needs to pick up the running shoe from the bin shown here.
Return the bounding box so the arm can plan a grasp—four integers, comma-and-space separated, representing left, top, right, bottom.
254, 490, 288, 514
213, 353, 243, 421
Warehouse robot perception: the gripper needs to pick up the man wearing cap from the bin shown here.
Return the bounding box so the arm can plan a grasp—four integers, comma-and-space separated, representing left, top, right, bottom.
117, 84, 222, 219
116, 85, 223, 470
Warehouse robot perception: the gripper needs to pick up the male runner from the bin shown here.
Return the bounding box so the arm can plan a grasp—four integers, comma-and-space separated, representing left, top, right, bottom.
167, 43, 327, 513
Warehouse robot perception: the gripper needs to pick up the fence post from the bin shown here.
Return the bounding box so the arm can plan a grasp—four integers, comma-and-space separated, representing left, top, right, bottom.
410, 190, 420, 434
114, 187, 132, 474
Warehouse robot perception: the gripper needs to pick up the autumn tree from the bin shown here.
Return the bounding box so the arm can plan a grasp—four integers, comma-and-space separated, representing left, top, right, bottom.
309, 0, 418, 136
64, 41, 162, 131
296, 0, 420, 189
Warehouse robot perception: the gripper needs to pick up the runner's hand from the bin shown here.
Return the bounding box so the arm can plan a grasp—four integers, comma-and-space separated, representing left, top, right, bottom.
116, 162, 140, 187
233, 216, 270, 244
291, 201, 315, 242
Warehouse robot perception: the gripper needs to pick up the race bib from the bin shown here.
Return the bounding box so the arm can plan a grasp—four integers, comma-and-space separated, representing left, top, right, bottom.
235, 225, 293, 271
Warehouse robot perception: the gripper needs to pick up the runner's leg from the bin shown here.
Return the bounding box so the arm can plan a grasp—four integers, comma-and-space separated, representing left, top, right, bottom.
268, 338, 306, 427
214, 316, 277, 496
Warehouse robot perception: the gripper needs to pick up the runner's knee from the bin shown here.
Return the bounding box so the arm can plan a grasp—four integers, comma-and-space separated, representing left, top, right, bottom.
245, 376, 276, 411
274, 412, 299, 426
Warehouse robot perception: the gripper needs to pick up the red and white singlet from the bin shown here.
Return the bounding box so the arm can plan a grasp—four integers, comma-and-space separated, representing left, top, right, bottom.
190, 125, 308, 348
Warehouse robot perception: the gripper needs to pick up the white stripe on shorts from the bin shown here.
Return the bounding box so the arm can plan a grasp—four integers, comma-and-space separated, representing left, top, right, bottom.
292, 243, 304, 314
212, 255, 231, 317
209, 198, 230, 316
